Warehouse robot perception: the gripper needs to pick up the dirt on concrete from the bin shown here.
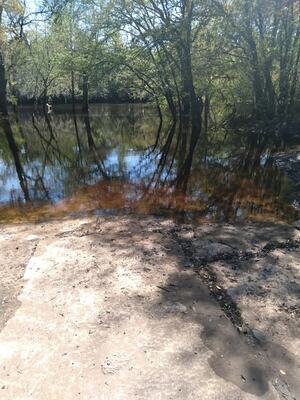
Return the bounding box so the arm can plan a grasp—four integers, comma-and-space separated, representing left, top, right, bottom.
0, 215, 299, 399
0, 226, 39, 332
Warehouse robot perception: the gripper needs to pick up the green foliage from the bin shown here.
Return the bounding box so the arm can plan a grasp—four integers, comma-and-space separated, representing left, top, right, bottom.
1, 0, 300, 132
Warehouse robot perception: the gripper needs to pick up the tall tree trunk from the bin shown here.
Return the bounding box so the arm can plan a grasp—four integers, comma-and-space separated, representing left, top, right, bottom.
204, 95, 210, 134
243, 0, 264, 115
71, 70, 76, 114
176, 0, 202, 191
42, 84, 48, 115
82, 73, 89, 113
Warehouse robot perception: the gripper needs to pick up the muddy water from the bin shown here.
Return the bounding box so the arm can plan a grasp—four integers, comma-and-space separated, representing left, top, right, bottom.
0, 104, 298, 223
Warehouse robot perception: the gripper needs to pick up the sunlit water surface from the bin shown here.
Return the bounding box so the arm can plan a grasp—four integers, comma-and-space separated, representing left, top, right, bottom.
0, 104, 298, 224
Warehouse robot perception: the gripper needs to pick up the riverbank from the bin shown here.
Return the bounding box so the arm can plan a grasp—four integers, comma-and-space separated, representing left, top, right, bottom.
0, 215, 299, 399
275, 147, 300, 213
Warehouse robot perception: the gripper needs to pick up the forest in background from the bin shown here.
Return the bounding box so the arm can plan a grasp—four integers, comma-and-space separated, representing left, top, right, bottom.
0, 0, 300, 196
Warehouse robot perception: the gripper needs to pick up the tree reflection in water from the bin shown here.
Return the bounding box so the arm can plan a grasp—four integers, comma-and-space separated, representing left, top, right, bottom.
0, 104, 298, 224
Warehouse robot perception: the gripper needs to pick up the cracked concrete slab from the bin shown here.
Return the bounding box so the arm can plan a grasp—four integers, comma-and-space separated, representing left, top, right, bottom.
0, 216, 299, 399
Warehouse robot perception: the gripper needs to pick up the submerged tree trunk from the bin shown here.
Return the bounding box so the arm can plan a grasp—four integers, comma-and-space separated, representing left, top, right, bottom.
152, 100, 163, 152
0, 49, 30, 201
176, 96, 203, 193
84, 113, 95, 149
175, 0, 203, 191
82, 73, 89, 114
71, 70, 82, 154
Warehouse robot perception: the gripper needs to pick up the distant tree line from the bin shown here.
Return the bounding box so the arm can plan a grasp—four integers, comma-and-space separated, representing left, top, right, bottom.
0, 0, 299, 194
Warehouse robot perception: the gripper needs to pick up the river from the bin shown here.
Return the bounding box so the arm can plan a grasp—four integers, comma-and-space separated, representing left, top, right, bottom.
0, 103, 298, 224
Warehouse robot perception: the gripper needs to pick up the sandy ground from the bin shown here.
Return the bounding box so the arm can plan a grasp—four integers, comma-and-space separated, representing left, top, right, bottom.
0, 215, 299, 399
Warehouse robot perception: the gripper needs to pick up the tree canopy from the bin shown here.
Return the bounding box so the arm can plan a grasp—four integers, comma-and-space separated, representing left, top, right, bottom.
0, 0, 299, 196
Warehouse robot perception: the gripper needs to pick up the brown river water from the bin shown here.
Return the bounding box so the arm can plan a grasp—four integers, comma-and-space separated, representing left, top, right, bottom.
0, 104, 298, 224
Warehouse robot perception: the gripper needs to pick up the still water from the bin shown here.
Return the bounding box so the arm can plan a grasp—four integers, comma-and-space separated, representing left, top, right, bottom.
0, 104, 298, 223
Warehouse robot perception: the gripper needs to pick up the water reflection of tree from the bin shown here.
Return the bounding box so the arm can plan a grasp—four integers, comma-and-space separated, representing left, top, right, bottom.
186, 134, 293, 221
140, 121, 295, 222
0, 50, 30, 201
1, 103, 295, 224
3, 105, 156, 203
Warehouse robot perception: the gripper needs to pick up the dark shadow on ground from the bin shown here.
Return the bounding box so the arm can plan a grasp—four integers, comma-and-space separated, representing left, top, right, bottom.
66, 215, 300, 398
149, 270, 300, 398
